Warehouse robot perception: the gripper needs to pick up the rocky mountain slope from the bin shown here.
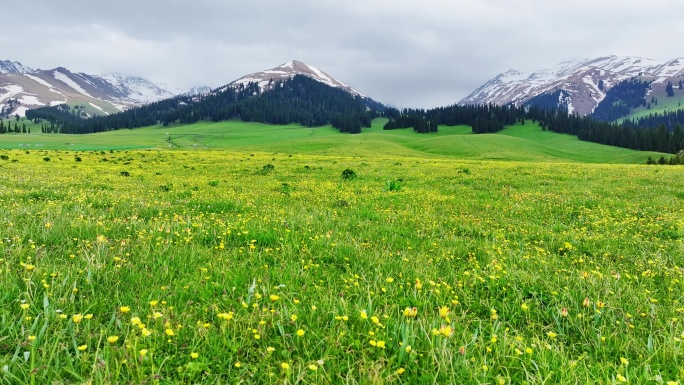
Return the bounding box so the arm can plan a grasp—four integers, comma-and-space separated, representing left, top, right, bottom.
0, 60, 203, 118
459, 56, 684, 115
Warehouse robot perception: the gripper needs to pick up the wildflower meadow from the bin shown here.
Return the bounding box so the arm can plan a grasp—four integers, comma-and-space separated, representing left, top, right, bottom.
0, 149, 683, 384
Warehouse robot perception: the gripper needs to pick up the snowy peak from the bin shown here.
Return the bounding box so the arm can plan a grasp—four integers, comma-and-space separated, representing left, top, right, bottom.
0, 60, 35, 74
0, 60, 192, 118
228, 60, 365, 98
459, 55, 684, 116
100, 73, 175, 102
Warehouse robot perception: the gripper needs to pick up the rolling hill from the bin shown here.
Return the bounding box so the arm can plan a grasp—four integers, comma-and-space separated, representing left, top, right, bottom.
0, 119, 666, 164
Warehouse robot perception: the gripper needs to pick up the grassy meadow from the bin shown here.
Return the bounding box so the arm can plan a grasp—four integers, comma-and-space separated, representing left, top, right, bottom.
0, 143, 683, 384
618, 86, 684, 124
0, 120, 668, 163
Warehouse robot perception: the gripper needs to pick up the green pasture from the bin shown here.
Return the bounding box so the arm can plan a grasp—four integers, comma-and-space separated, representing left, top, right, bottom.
0, 119, 668, 163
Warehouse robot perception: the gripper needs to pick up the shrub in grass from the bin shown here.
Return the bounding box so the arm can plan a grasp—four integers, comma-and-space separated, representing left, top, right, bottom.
341, 168, 357, 179
386, 180, 401, 191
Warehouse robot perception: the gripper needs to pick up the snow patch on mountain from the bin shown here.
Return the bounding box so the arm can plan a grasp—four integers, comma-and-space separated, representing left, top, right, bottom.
14, 107, 28, 117
18, 95, 45, 106
1, 85, 23, 102
54, 70, 93, 98
89, 102, 108, 115
25, 74, 54, 89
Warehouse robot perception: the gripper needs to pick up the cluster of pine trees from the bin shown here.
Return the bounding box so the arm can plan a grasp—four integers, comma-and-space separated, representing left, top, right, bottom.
0, 99, 20, 119
26, 76, 379, 134
524, 90, 571, 111
622, 109, 684, 131
647, 150, 684, 165
535, 108, 684, 153
590, 78, 650, 121
0, 117, 29, 134
383, 104, 525, 134
381, 101, 683, 154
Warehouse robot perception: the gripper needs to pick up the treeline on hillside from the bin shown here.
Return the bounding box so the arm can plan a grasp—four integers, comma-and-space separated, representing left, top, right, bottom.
539, 110, 684, 154
26, 75, 378, 134
590, 78, 650, 121
383, 103, 684, 154
383, 104, 526, 134
524, 89, 570, 111
0, 117, 30, 134
647, 150, 684, 165
622, 109, 684, 131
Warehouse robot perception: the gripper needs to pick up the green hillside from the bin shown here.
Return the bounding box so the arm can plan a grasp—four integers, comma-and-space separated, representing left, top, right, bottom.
617, 84, 684, 123
0, 119, 667, 163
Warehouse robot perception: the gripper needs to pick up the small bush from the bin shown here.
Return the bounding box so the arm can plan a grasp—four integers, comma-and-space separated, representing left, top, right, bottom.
386, 180, 401, 192
208, 180, 219, 187
279, 183, 292, 195
0, 155, 9, 160
43, 157, 51, 162
341, 168, 357, 179
120, 171, 130, 177
262, 164, 275, 173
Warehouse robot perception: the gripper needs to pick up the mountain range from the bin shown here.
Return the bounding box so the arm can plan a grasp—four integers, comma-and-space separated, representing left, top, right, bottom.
0, 60, 206, 119
7, 55, 684, 125
459, 55, 684, 116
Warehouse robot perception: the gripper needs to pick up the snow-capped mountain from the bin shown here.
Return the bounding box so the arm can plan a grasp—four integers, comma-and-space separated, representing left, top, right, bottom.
0, 60, 201, 118
99, 73, 176, 102
0, 60, 34, 74
226, 60, 366, 98
459, 56, 684, 115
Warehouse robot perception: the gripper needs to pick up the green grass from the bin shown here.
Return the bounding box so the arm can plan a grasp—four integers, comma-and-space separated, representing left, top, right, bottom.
618, 86, 684, 123
0, 119, 668, 163
0, 150, 683, 384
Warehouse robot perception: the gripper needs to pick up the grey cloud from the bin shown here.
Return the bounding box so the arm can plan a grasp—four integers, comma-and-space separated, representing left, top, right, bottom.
4, 0, 683, 108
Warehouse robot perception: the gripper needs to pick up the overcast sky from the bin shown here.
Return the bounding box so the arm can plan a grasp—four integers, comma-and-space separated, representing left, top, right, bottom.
3, 0, 683, 108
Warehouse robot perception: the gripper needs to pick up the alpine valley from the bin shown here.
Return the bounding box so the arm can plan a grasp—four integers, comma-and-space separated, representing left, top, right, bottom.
0, 60, 208, 119
10, 57, 684, 156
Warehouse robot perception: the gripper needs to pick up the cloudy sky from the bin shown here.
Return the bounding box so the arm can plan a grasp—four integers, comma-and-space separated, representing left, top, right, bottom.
3, 0, 683, 108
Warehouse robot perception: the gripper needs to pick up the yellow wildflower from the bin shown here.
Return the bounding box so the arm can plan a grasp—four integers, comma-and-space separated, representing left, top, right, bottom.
403, 307, 418, 317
